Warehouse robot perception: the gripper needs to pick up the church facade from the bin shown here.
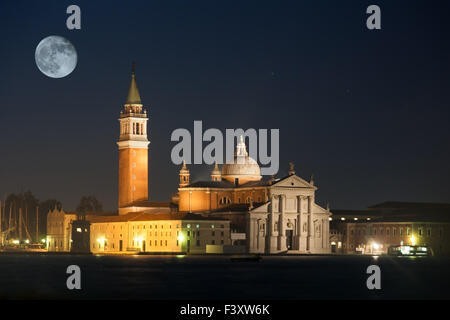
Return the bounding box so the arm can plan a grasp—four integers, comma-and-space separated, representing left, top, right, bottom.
175, 138, 331, 254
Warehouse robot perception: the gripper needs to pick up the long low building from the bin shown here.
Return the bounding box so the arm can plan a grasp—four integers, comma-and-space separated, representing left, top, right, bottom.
47, 208, 231, 254
330, 202, 450, 256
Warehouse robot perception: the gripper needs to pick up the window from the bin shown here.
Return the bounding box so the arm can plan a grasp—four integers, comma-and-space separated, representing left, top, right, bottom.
380, 229, 383, 235
221, 231, 224, 236
221, 239, 224, 245
400, 228, 403, 236
212, 231, 215, 236
407, 228, 411, 236
165, 240, 168, 246
419, 228, 423, 236
196, 240, 200, 246
393, 228, 396, 236
386, 228, 390, 236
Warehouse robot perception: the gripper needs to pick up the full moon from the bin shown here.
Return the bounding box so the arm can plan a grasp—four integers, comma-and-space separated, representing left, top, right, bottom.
35, 35, 77, 78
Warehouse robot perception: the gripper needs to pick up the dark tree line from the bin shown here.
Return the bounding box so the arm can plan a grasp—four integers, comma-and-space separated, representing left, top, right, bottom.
0, 191, 102, 243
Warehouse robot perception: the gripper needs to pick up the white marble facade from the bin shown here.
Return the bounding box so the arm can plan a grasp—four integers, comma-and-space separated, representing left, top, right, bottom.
247, 174, 331, 254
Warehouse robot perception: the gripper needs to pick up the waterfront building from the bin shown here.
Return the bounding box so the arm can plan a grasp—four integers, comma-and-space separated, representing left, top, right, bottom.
330, 202, 450, 256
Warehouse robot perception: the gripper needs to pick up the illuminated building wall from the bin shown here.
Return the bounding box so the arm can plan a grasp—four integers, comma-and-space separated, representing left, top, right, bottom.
337, 221, 450, 256
46, 207, 76, 252
178, 188, 267, 213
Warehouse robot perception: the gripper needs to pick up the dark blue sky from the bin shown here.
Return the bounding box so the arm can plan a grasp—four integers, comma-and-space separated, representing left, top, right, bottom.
1, 0, 449, 211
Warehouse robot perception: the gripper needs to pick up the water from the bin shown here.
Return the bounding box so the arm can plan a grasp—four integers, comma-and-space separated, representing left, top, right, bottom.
0, 254, 449, 299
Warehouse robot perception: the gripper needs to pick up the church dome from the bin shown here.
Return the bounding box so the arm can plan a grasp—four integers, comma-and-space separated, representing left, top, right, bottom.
221, 136, 261, 184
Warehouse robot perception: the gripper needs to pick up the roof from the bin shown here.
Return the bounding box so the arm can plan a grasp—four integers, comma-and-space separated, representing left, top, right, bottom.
120, 200, 174, 209
210, 202, 266, 213
85, 211, 227, 223
182, 179, 271, 189
369, 201, 450, 209
125, 65, 142, 104
332, 201, 450, 223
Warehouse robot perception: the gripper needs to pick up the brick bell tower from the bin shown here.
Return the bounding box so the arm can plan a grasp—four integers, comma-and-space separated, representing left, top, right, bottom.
117, 63, 150, 212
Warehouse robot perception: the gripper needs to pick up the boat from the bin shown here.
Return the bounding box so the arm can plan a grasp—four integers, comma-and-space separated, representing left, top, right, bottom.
387, 245, 433, 257
230, 254, 262, 262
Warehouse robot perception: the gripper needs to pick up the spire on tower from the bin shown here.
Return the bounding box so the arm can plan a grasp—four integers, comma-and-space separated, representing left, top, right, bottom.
126, 61, 142, 105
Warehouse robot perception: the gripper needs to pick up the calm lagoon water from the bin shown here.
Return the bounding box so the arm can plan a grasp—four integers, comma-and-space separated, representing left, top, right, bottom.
0, 254, 449, 299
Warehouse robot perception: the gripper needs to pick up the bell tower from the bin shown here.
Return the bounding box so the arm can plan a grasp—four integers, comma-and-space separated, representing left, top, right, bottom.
117, 63, 150, 211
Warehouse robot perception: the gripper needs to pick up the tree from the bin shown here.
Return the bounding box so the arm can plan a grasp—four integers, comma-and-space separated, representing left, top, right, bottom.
76, 196, 103, 215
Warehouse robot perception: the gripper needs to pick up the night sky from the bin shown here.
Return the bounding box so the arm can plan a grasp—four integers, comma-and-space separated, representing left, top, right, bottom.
1, 0, 449, 212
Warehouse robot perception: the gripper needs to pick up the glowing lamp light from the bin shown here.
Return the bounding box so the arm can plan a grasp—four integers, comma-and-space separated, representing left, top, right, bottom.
410, 235, 416, 246
25, 239, 30, 244
328, 217, 332, 221
97, 237, 105, 244
12, 240, 19, 245
177, 233, 185, 242
340, 217, 346, 221
372, 242, 380, 250
41, 239, 46, 243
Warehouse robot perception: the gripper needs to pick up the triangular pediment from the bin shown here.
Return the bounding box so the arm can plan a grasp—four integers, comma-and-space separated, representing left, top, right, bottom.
271, 174, 316, 189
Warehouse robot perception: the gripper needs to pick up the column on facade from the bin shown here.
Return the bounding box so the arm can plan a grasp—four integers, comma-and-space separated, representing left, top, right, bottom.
307, 196, 313, 252
278, 194, 287, 251
267, 194, 278, 253
296, 195, 302, 251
